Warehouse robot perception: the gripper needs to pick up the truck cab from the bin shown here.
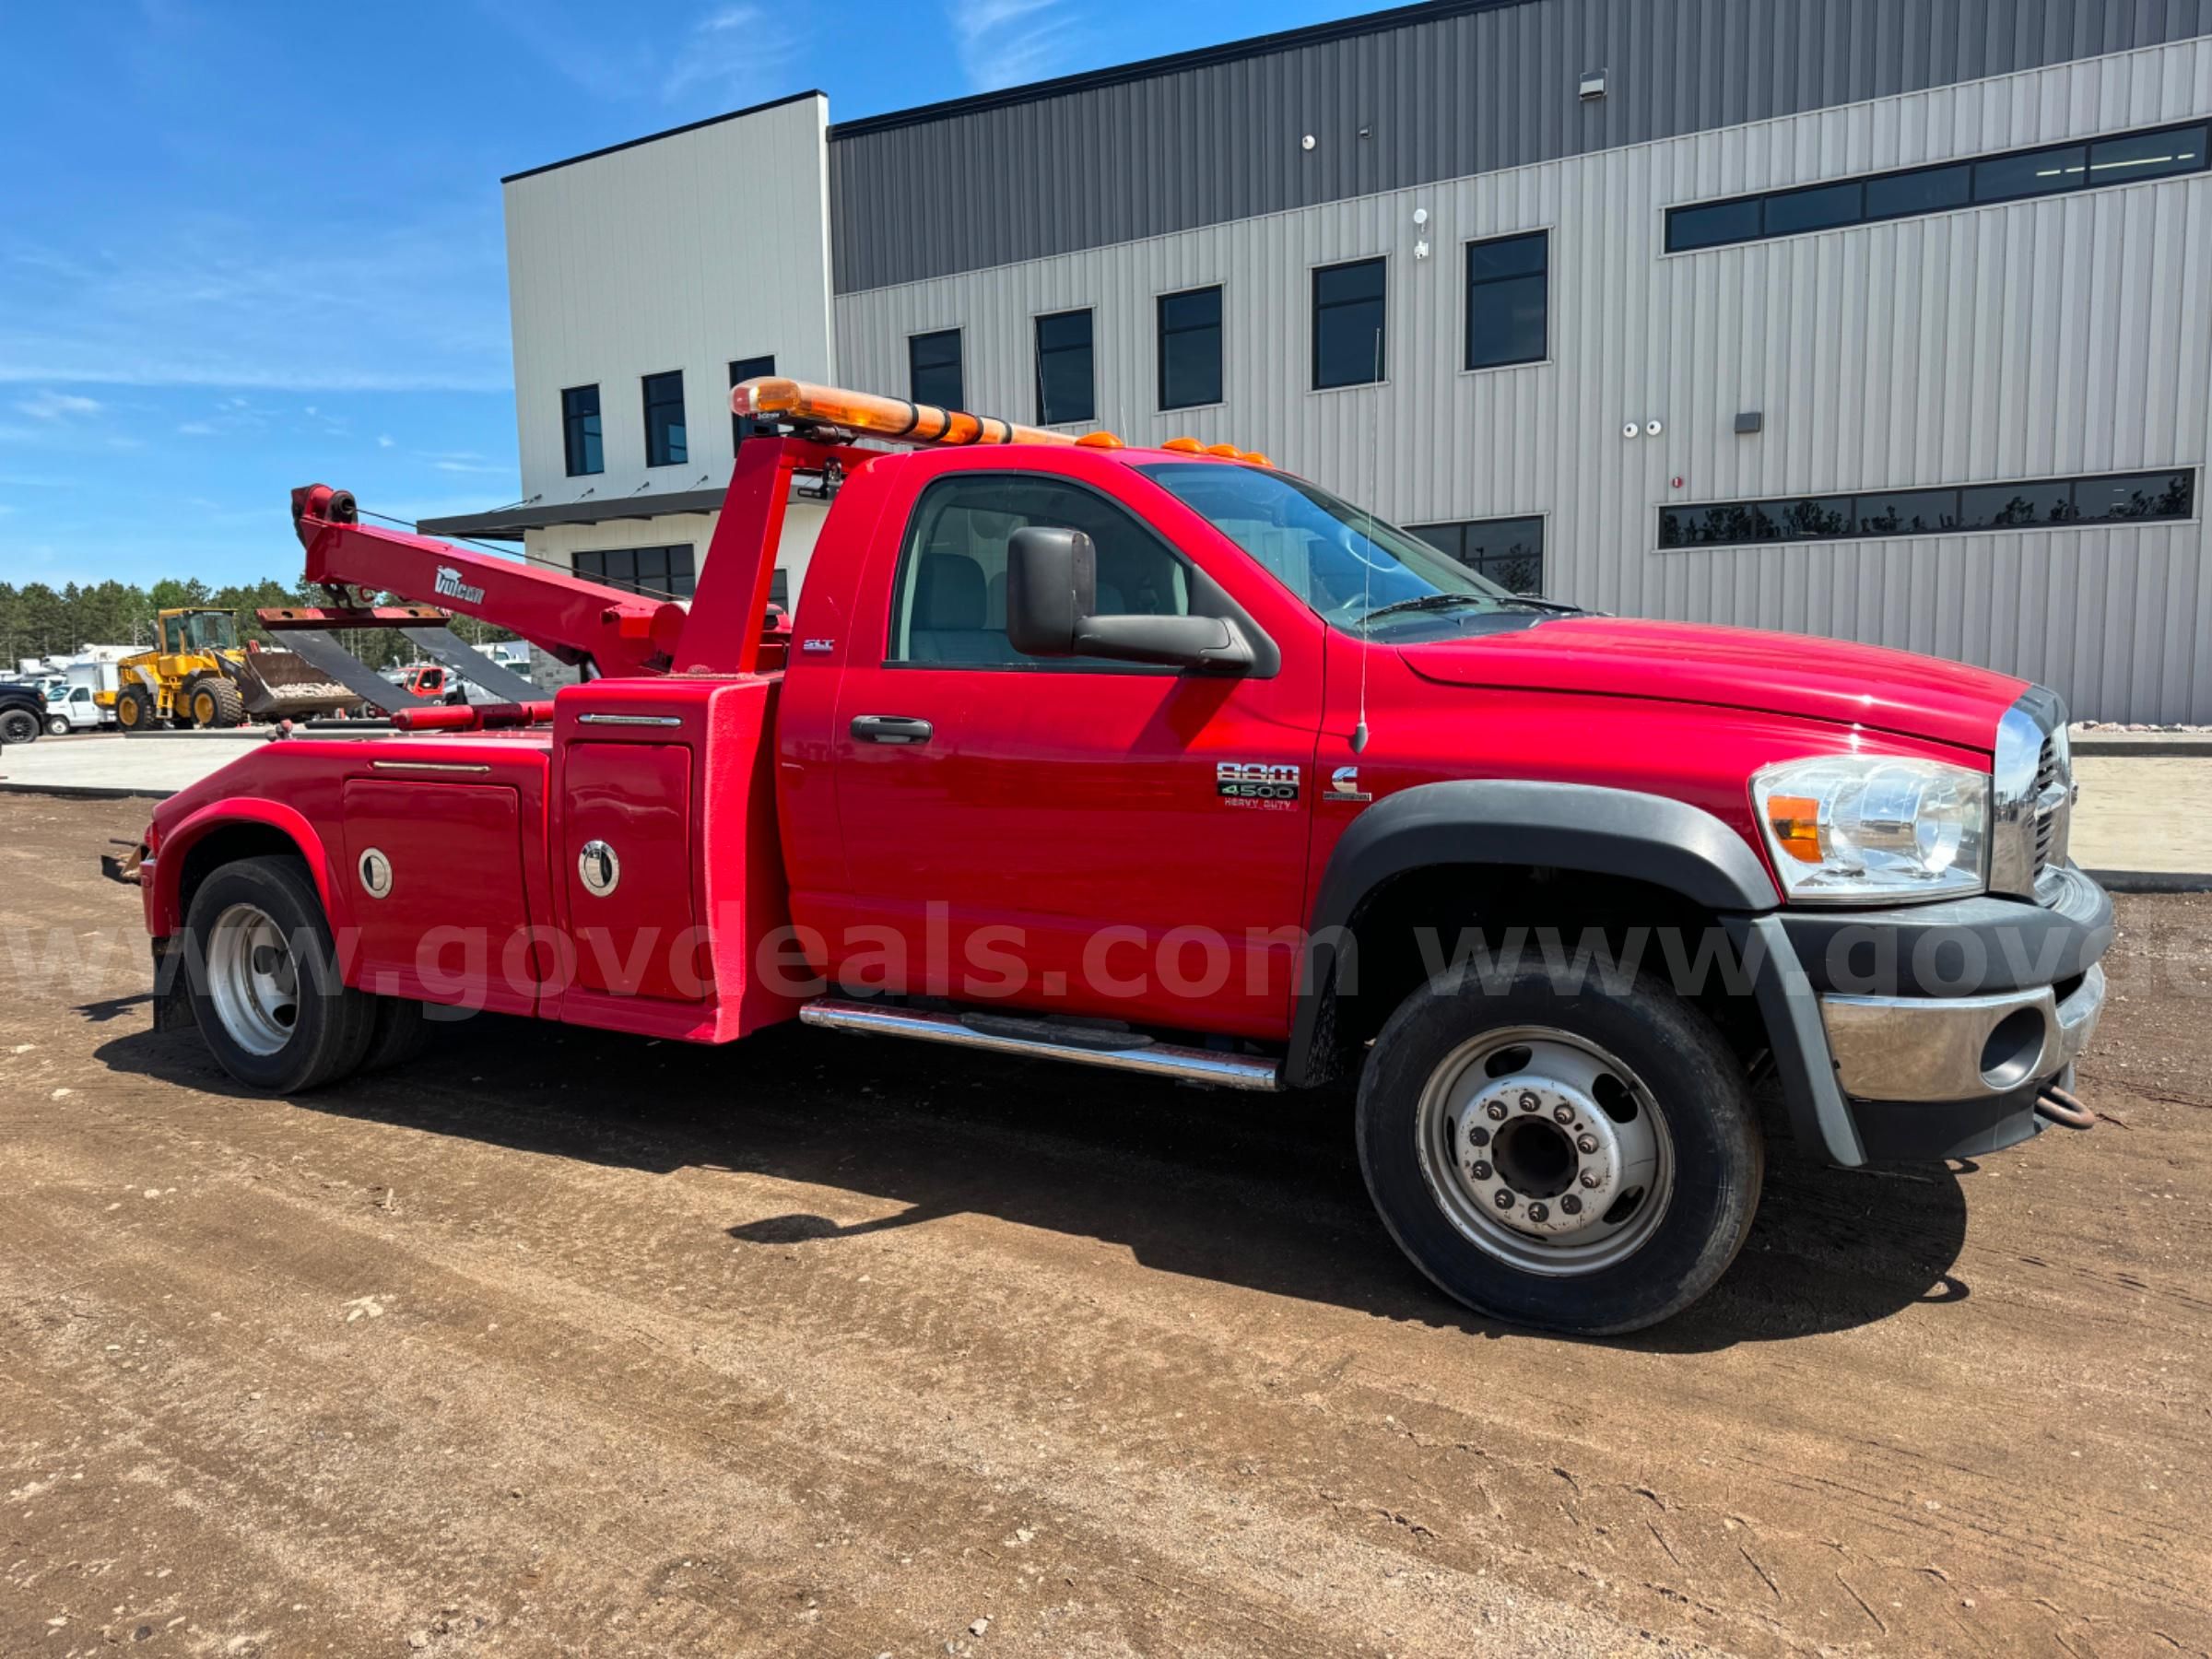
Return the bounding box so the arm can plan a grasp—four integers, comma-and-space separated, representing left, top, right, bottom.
133, 379, 2111, 1335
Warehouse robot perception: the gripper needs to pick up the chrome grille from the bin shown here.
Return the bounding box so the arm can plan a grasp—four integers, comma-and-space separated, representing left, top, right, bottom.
1991, 689, 2071, 899
2032, 735, 2061, 880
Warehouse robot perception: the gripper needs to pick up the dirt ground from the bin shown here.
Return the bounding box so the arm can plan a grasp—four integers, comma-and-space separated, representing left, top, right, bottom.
4, 794, 2209, 1658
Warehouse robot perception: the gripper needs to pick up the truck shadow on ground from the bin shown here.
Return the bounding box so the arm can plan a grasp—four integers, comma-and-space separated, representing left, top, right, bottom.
93, 1011, 1972, 1353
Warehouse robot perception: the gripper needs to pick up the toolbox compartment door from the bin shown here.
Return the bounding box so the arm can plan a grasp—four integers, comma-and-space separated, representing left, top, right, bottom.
562, 741, 703, 1002
339, 780, 535, 1017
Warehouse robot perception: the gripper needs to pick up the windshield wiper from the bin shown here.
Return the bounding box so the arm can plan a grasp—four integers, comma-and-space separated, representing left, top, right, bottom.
1354, 592, 1495, 627
1489, 596, 1587, 616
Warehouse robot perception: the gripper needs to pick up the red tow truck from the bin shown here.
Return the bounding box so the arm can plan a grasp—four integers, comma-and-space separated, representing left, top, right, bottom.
133, 379, 2111, 1334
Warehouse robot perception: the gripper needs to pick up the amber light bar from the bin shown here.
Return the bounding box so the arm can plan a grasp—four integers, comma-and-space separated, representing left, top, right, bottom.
732, 376, 1127, 451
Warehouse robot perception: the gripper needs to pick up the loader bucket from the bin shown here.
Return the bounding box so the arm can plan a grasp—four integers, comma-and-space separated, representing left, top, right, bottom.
229, 646, 358, 720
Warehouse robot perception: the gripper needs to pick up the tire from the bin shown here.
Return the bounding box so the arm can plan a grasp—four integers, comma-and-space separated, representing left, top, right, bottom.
361, 996, 435, 1072
181, 854, 376, 1092
1357, 966, 1763, 1335
47, 714, 72, 736
188, 676, 246, 729
0, 707, 41, 744
116, 685, 155, 731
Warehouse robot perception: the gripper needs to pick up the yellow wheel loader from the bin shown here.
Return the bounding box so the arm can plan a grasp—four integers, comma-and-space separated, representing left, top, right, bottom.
100, 608, 356, 730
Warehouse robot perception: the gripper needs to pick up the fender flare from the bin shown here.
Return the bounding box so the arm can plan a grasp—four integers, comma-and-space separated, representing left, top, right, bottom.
149, 797, 339, 936
1283, 779, 1781, 1088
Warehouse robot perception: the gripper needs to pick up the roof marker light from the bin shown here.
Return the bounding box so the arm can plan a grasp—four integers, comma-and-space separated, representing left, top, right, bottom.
1162, 437, 1205, 453
731, 376, 1124, 451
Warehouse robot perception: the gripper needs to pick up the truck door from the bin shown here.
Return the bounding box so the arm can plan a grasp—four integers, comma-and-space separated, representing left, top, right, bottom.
825, 465, 1323, 1040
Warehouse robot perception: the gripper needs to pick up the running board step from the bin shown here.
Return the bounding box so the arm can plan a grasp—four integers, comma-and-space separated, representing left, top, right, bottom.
799, 999, 1281, 1091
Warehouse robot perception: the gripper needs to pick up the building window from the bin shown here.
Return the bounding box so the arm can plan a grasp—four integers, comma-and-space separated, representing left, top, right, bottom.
909, 328, 964, 409
1158, 285, 1223, 410
1312, 258, 1386, 390
730, 354, 776, 450
1666, 120, 2209, 253
561, 385, 602, 477
572, 544, 697, 600
1034, 309, 1095, 427
1406, 517, 1546, 594
1659, 470, 2194, 548
642, 371, 687, 467
1465, 231, 1547, 371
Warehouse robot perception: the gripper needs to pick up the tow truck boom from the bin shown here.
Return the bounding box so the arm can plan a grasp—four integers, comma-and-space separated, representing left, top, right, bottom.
288, 483, 688, 678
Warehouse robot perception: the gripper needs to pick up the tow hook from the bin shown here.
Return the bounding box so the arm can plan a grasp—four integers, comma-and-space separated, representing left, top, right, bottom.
2035, 1084, 2096, 1131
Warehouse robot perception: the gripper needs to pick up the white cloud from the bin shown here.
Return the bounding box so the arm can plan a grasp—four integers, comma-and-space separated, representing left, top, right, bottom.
0, 216, 511, 393
16, 390, 102, 421
949, 0, 1074, 91
663, 6, 798, 103
377, 434, 395, 448
473, 0, 656, 99
177, 420, 217, 436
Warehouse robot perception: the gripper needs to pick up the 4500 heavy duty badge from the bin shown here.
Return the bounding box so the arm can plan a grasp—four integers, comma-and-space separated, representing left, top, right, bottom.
1217, 761, 1300, 808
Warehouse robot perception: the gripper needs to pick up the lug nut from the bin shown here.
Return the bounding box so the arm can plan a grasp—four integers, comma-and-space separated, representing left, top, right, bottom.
1517, 1091, 1540, 1113
1579, 1170, 1601, 1189
1493, 1190, 1515, 1209
1560, 1194, 1582, 1216
1468, 1125, 1490, 1147
1576, 1134, 1599, 1155
1527, 1203, 1548, 1223
1469, 1160, 1491, 1181
1552, 1104, 1573, 1124
1486, 1101, 1507, 1122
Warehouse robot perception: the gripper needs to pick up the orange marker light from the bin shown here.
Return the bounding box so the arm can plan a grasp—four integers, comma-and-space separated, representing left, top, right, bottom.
730, 376, 1085, 449
1203, 442, 1241, 458
1162, 436, 1205, 453
1765, 794, 1826, 863
1240, 452, 1273, 466
1075, 430, 1126, 449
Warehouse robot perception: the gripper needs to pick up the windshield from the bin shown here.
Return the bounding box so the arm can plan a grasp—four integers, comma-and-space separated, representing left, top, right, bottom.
179, 612, 238, 652
1137, 462, 1560, 634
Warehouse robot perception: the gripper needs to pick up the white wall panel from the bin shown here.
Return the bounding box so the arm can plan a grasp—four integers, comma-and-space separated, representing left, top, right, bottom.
504, 97, 837, 511
836, 40, 2212, 720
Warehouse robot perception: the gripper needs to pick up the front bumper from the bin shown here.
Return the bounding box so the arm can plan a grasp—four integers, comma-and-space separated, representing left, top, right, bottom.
1820, 962, 2105, 1103
1732, 863, 2114, 1166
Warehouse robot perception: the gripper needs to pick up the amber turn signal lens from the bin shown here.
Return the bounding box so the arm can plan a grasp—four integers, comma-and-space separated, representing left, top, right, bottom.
1765, 794, 1825, 863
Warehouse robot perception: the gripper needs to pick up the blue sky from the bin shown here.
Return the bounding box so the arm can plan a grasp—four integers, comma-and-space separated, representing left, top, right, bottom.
0, 0, 1374, 591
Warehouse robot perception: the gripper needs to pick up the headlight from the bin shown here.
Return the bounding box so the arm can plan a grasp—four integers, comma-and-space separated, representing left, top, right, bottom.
1751, 755, 1988, 903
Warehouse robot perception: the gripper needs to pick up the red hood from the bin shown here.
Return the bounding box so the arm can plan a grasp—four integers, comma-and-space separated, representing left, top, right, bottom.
1398, 617, 2025, 753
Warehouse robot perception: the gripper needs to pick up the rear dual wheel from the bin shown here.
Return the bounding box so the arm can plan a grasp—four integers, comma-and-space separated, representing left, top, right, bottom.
184, 855, 438, 1091
1359, 967, 1762, 1335
186, 856, 375, 1092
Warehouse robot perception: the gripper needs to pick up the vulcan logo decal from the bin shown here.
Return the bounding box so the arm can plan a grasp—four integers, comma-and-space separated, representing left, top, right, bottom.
433, 565, 486, 606
1217, 761, 1300, 809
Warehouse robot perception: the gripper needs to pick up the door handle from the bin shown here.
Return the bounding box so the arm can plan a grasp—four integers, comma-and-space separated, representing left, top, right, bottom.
850, 713, 934, 746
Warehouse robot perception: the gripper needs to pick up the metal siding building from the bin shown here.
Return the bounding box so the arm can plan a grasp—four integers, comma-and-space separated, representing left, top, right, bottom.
451, 0, 2212, 720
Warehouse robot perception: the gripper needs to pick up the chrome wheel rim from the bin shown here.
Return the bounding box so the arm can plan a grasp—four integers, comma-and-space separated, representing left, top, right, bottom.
206, 902, 300, 1056
1413, 1025, 1674, 1277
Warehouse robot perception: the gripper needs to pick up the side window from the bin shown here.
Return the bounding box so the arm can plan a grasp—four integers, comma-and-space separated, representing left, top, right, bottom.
888, 475, 1193, 669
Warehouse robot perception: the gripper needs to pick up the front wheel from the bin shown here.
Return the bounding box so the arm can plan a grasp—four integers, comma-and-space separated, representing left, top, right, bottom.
1358, 968, 1763, 1335
47, 714, 72, 736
